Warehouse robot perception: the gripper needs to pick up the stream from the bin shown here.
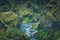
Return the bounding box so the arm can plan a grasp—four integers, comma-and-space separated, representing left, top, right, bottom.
20, 23, 37, 40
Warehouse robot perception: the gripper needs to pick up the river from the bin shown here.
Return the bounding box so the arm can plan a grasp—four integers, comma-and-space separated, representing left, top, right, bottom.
20, 23, 37, 40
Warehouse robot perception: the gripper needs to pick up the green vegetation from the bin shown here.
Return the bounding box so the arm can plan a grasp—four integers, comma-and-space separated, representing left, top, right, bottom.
34, 0, 60, 40
0, 11, 30, 40
0, 27, 30, 40
32, 22, 40, 29
0, 0, 60, 40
